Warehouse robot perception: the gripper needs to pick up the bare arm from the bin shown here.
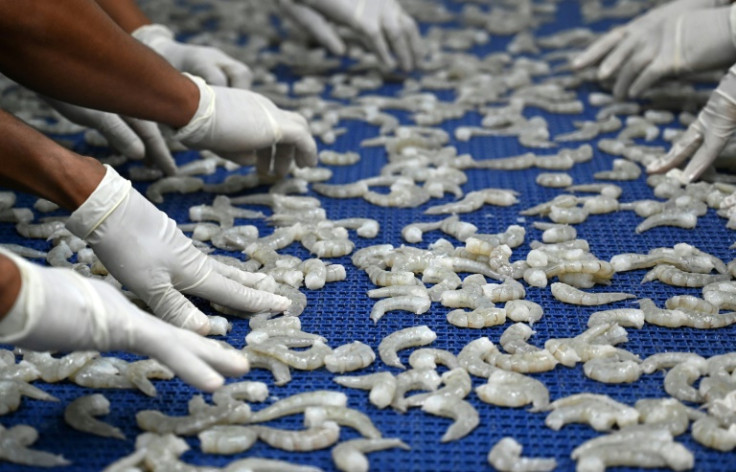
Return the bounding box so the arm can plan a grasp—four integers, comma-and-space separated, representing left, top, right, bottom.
0, 255, 21, 322
0, 0, 196, 128
95, 0, 151, 33
0, 108, 106, 322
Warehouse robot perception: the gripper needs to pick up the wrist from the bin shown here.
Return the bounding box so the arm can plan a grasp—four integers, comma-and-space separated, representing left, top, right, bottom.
0, 254, 22, 324
171, 74, 216, 144
66, 165, 132, 240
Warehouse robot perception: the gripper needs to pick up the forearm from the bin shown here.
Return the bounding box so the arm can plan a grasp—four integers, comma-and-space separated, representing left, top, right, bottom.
0, 0, 196, 128
95, 0, 151, 33
0, 109, 105, 212
0, 255, 21, 323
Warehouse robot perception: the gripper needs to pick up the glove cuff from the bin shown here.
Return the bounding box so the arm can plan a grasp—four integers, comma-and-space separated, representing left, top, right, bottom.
0, 249, 44, 344
66, 165, 131, 240
131, 23, 176, 51
171, 73, 217, 145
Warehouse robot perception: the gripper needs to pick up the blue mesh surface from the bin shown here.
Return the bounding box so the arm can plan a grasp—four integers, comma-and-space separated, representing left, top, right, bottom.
2, 1, 736, 471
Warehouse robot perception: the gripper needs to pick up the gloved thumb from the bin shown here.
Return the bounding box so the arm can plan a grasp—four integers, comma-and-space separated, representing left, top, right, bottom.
683, 133, 729, 182
647, 125, 703, 174
149, 287, 211, 335
94, 115, 147, 161
281, 0, 346, 55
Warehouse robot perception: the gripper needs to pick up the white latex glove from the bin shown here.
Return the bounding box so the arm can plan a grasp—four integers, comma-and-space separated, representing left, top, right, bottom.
278, 0, 423, 71
647, 65, 736, 183
65, 165, 291, 333
44, 97, 177, 176
0, 249, 248, 392
173, 74, 317, 177
573, 0, 732, 97
132, 24, 252, 89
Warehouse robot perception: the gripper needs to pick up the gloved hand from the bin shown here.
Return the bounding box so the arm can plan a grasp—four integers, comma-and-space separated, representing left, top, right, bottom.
65, 165, 291, 333
173, 74, 318, 177
44, 97, 178, 176
647, 65, 736, 183
132, 24, 252, 89
277, 0, 423, 71
573, 0, 733, 98
0, 249, 248, 392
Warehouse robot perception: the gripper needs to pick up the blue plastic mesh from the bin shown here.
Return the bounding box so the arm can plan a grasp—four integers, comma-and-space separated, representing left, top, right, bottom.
2, 1, 736, 471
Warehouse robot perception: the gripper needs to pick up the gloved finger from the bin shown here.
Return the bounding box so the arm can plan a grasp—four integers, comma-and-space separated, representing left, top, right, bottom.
571, 27, 625, 70
401, 13, 424, 67
597, 34, 638, 80
628, 58, 667, 98
281, 111, 318, 169
124, 118, 178, 176
94, 114, 147, 161
142, 324, 249, 391
612, 47, 653, 100
382, 9, 413, 72
272, 144, 295, 177
361, 24, 396, 70
283, 1, 346, 56
209, 258, 274, 289
647, 125, 704, 174
256, 147, 275, 175
222, 63, 253, 90
184, 271, 292, 314
148, 286, 211, 335
682, 133, 729, 183
194, 63, 230, 87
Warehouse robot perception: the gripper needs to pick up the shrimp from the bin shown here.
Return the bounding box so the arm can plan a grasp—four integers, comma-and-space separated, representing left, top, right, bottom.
587, 309, 644, 329
331, 438, 409, 472
64, 393, 125, 440
583, 356, 642, 384
482, 278, 526, 302
243, 347, 292, 386
504, 300, 544, 324
0, 424, 70, 467
378, 325, 437, 369
639, 297, 736, 329
370, 296, 432, 323
391, 368, 442, 412
408, 348, 459, 370
333, 373, 397, 409
664, 360, 706, 403
0, 379, 58, 415
551, 282, 634, 306
247, 390, 347, 424
146, 176, 203, 203
536, 172, 573, 188
137, 402, 249, 436
476, 369, 549, 411
364, 266, 417, 286
249, 340, 332, 370
545, 393, 639, 431
488, 437, 556, 472
635, 398, 691, 436
251, 422, 340, 452
421, 395, 479, 442
405, 368, 472, 409
692, 416, 736, 452
198, 425, 258, 454
367, 285, 428, 299
640, 352, 706, 374
458, 337, 499, 378
446, 307, 506, 328
574, 436, 693, 472
306, 405, 382, 439
324, 341, 376, 373
221, 458, 321, 472
212, 381, 269, 407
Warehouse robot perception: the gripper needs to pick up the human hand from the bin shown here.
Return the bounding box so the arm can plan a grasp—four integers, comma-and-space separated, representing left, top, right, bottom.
0, 248, 249, 392
647, 65, 736, 182
278, 0, 423, 71
44, 97, 177, 176
573, 0, 733, 98
132, 24, 252, 89
65, 165, 291, 333
173, 74, 317, 177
